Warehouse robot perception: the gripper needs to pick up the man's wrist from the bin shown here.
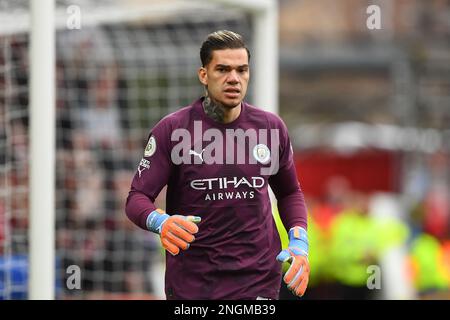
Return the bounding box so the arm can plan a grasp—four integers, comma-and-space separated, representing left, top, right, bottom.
146, 209, 169, 234
288, 226, 309, 256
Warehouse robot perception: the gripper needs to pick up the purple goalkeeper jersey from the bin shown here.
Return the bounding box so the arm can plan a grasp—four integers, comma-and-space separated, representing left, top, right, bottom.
126, 97, 308, 300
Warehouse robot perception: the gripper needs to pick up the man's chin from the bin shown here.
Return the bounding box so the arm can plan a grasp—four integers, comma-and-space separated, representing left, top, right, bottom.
220, 98, 242, 109
207, 94, 244, 109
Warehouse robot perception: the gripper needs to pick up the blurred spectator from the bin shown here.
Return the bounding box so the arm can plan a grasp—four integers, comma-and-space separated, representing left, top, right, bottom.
423, 151, 450, 240
0, 200, 5, 255
79, 64, 122, 151
103, 169, 157, 296
312, 176, 352, 230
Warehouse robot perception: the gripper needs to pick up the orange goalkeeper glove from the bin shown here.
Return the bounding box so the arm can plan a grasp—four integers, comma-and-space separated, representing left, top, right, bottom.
276, 226, 310, 297
146, 209, 201, 255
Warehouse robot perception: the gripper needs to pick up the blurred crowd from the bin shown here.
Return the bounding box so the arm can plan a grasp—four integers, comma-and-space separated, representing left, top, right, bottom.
1, 33, 164, 299
276, 170, 450, 300
276, 0, 450, 300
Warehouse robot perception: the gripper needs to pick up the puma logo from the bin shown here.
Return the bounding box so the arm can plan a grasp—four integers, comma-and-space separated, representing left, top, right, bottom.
137, 166, 145, 177
189, 148, 205, 163
137, 158, 150, 177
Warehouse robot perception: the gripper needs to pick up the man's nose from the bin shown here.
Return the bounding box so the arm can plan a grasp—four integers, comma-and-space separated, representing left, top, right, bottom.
226, 70, 240, 83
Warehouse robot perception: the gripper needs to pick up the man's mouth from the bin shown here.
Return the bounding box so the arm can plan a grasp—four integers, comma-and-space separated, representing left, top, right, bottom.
224, 88, 240, 98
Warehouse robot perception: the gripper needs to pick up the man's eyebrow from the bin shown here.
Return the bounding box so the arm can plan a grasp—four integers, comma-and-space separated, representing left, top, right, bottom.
215, 64, 249, 69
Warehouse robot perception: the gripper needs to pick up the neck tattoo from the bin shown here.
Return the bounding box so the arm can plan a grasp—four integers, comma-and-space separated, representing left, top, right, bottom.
203, 95, 226, 123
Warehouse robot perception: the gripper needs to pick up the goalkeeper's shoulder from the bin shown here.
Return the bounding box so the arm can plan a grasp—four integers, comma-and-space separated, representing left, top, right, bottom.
245, 101, 289, 132
162, 104, 194, 122
148, 104, 194, 138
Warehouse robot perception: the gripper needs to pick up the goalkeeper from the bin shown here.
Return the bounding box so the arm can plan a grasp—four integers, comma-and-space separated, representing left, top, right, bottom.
126, 30, 309, 299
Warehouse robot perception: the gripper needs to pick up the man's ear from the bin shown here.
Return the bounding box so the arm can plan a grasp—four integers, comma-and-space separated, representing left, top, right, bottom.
198, 67, 207, 86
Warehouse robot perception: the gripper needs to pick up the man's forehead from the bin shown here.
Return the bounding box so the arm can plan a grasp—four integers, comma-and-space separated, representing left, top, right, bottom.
209, 48, 249, 66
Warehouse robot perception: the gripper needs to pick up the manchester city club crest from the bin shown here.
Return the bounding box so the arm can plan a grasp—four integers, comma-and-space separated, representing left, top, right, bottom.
144, 136, 156, 157
253, 144, 271, 164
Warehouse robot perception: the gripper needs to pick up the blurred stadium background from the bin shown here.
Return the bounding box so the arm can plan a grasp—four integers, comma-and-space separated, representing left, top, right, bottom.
1, 0, 449, 300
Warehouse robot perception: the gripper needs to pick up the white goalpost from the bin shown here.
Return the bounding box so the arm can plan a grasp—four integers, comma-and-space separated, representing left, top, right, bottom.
1, 0, 278, 300
29, 0, 56, 300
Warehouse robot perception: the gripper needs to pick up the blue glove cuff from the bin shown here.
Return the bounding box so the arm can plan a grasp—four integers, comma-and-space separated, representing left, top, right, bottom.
146, 210, 169, 234
288, 226, 308, 257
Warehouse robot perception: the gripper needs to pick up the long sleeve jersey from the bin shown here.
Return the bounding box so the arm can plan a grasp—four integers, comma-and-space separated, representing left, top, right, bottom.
126, 97, 308, 299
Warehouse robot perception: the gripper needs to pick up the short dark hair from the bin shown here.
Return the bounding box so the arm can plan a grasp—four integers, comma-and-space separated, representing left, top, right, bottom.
200, 30, 251, 67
